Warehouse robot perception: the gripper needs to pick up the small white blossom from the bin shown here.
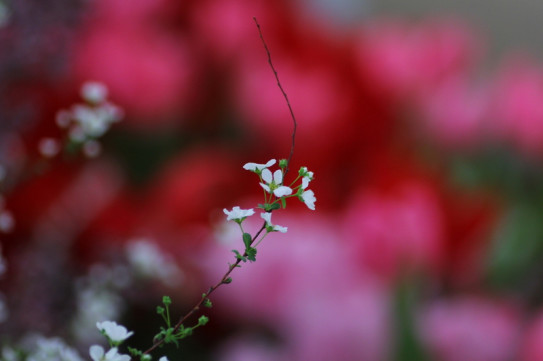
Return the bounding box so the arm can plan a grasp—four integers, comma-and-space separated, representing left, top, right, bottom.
260, 169, 292, 197
89, 346, 130, 361
243, 159, 276, 172
159, 357, 169, 361
96, 321, 133, 343
38, 138, 61, 158
0, 211, 14, 233
260, 212, 287, 233
81, 82, 108, 104
223, 207, 255, 222
301, 190, 316, 211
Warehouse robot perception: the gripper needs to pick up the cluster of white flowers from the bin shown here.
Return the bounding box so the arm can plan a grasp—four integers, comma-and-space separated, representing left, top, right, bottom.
5, 336, 85, 361
224, 159, 316, 236
54, 81, 123, 158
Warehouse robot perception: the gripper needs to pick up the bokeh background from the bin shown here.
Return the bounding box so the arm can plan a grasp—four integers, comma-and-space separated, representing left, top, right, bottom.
3, 0, 543, 360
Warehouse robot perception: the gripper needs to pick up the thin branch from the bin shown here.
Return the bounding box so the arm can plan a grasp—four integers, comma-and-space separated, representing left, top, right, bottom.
253, 17, 297, 177
137, 19, 299, 360
140, 223, 267, 358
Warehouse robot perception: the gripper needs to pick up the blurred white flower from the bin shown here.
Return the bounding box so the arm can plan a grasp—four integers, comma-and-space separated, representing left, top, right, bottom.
81, 82, 108, 104
96, 321, 133, 343
301, 190, 316, 211
0, 211, 14, 233
38, 138, 61, 158
25, 336, 84, 361
126, 239, 183, 286
243, 159, 276, 172
223, 207, 255, 222
0, 294, 8, 323
89, 346, 130, 361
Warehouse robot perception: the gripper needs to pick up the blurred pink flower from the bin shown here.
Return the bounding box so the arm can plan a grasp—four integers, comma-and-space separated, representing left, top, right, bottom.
191, 0, 276, 61
74, 1, 196, 124
355, 19, 479, 100
416, 76, 491, 149
520, 310, 543, 361
491, 57, 543, 157
343, 180, 445, 281
206, 214, 391, 361
419, 297, 520, 361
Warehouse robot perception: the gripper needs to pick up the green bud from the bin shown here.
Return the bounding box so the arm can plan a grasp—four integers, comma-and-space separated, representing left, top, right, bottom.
162, 295, 172, 305
223, 277, 232, 284
203, 298, 213, 308
198, 315, 209, 326
279, 159, 288, 169
141, 355, 152, 361
156, 306, 165, 315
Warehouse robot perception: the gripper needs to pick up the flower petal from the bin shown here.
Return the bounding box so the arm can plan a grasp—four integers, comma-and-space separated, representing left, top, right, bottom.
261, 169, 273, 183
274, 186, 293, 197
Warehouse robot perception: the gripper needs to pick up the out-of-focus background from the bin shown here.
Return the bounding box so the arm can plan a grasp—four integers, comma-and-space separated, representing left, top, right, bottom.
3, 0, 543, 360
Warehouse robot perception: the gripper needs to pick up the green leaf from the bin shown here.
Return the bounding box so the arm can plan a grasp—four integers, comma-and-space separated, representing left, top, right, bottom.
243, 233, 252, 248
246, 247, 257, 262
162, 296, 172, 306
232, 250, 247, 262
156, 306, 165, 315
203, 298, 213, 308
223, 277, 233, 284
269, 203, 281, 210
128, 347, 142, 357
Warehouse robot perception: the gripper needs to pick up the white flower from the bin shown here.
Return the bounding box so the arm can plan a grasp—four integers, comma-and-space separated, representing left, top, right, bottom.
223, 206, 255, 222
38, 138, 61, 158
96, 321, 133, 343
299, 167, 314, 189
301, 190, 316, 211
260, 212, 287, 233
159, 357, 169, 361
260, 169, 293, 197
81, 82, 108, 104
243, 159, 276, 172
89, 346, 130, 361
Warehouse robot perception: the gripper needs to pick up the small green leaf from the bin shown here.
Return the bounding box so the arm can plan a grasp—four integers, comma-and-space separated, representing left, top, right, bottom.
246, 247, 257, 262
270, 203, 281, 210
242, 233, 252, 248
141, 355, 152, 361
162, 296, 172, 305
232, 249, 247, 262
223, 277, 232, 284
281, 197, 286, 209
128, 347, 142, 357
156, 306, 165, 315
203, 298, 213, 308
